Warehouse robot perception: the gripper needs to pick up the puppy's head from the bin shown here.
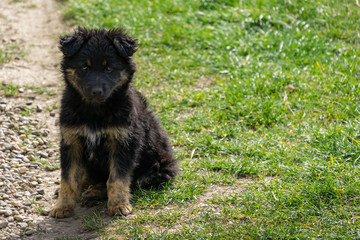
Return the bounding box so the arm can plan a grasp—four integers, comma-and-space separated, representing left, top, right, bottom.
60, 27, 137, 103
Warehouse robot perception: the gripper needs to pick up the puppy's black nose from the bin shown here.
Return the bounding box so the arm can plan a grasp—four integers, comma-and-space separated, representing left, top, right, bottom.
91, 88, 104, 97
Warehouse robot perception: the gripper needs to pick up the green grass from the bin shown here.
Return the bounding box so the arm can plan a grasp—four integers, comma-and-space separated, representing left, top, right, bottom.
0, 43, 24, 64
27, 85, 57, 96
61, 0, 360, 239
81, 209, 105, 231
0, 83, 57, 97
0, 83, 20, 96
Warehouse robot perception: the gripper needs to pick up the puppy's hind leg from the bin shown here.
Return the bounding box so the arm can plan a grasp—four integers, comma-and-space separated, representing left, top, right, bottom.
137, 158, 179, 189
81, 183, 107, 207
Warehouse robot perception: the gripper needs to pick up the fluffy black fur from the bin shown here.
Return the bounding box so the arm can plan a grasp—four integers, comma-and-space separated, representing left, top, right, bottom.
50, 27, 178, 218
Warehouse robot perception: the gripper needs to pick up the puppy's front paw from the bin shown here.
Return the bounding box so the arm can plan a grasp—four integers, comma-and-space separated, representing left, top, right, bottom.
50, 204, 74, 218
107, 179, 132, 216
108, 202, 132, 216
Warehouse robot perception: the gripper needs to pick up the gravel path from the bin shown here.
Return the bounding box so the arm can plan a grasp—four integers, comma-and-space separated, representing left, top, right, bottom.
0, 93, 61, 239
0, 92, 107, 240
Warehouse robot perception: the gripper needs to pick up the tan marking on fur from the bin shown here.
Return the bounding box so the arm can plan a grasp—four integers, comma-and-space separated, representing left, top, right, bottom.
105, 127, 129, 143
107, 178, 131, 200
114, 70, 130, 89
86, 59, 91, 67
61, 125, 129, 144
102, 59, 107, 66
50, 180, 77, 218
120, 70, 129, 81
106, 152, 132, 216
60, 125, 80, 146
50, 163, 87, 218
65, 68, 76, 75
51, 129, 87, 218
107, 177, 132, 216
68, 159, 88, 191
81, 184, 107, 199
60, 127, 84, 167
65, 68, 86, 99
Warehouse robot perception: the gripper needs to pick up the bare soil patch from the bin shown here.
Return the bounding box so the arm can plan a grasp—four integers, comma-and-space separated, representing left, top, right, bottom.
0, 0, 63, 88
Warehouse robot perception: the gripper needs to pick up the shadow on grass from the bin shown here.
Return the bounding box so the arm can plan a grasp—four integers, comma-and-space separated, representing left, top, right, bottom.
24, 184, 176, 240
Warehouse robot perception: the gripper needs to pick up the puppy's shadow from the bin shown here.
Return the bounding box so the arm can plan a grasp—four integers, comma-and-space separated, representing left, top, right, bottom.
23, 185, 167, 240
24, 203, 111, 240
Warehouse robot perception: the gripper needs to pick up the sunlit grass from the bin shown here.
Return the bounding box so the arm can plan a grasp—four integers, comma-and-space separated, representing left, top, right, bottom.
59, 0, 360, 238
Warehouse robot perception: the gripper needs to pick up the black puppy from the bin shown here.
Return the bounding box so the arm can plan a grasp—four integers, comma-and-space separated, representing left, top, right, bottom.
50, 27, 179, 218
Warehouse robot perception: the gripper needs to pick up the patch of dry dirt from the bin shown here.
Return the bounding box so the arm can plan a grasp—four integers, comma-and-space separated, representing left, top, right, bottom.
103, 178, 254, 238
0, 0, 63, 88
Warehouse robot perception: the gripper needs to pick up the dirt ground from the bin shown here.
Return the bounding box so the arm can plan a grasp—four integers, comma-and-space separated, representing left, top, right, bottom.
0, 0, 62, 88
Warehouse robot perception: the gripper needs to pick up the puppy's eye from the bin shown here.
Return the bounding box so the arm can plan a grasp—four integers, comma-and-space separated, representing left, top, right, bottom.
81, 65, 88, 71
105, 66, 113, 73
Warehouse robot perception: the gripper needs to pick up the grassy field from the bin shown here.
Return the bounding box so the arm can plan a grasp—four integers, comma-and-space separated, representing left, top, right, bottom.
60, 0, 360, 239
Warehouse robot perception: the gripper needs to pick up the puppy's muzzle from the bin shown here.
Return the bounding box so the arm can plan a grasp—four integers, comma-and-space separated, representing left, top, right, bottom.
88, 86, 107, 103
91, 87, 104, 98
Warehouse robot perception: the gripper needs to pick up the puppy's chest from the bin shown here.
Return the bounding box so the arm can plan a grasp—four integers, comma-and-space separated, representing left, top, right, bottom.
81, 131, 107, 162
61, 125, 128, 154
83, 130, 104, 148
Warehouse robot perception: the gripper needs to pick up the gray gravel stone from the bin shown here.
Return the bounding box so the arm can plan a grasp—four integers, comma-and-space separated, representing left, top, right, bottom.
37, 151, 48, 158
37, 189, 45, 195
31, 130, 41, 136
18, 222, 27, 229
40, 209, 49, 216
4, 210, 12, 217
30, 181, 38, 187
35, 105, 42, 112
24, 228, 35, 236
0, 221, 8, 229
0, 96, 59, 238
14, 215, 24, 222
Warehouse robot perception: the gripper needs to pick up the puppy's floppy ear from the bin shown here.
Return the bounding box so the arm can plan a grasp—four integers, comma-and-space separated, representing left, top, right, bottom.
59, 26, 88, 57
113, 38, 138, 58
107, 28, 138, 58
